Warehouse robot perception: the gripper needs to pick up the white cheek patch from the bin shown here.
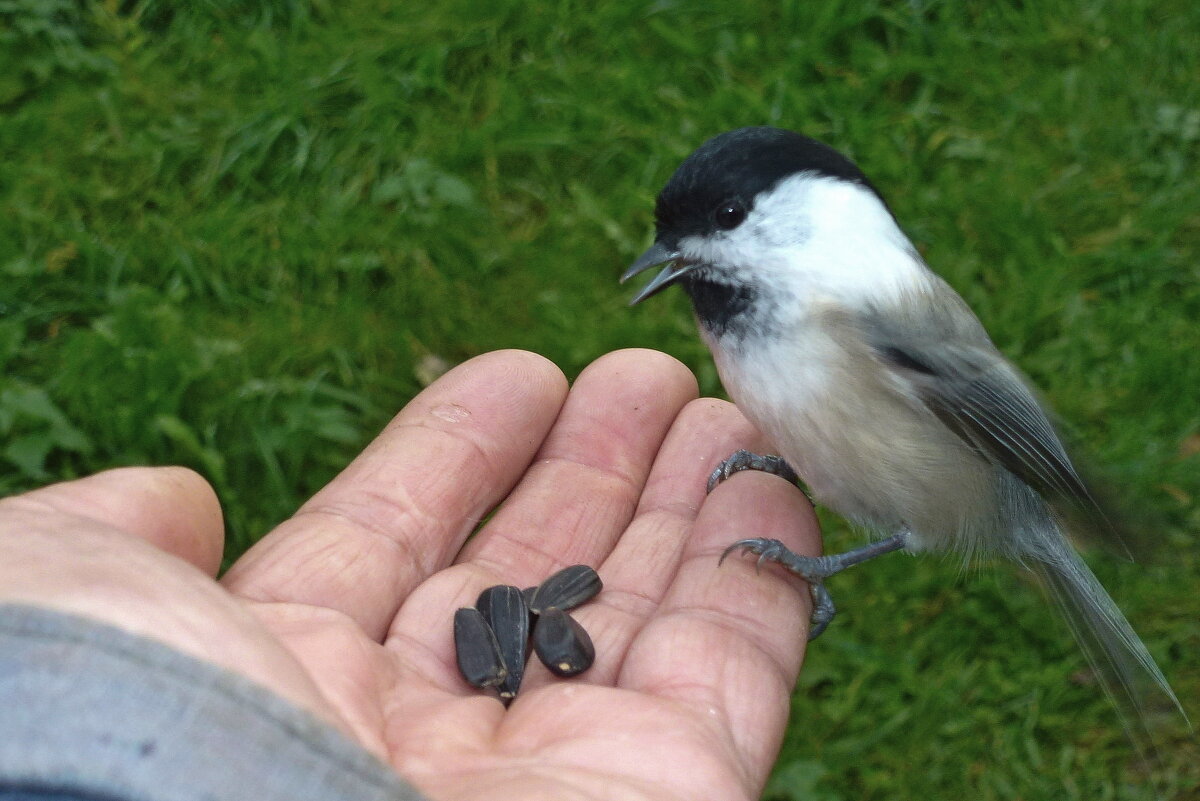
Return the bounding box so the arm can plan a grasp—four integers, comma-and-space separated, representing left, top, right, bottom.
677, 233, 759, 288
731, 173, 932, 307
746, 197, 813, 251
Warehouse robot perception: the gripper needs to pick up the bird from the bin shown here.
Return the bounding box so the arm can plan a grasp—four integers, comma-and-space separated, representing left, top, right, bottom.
620, 125, 1185, 749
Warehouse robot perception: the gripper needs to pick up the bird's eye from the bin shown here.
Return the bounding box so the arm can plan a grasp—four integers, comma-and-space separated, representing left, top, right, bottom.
714, 202, 746, 230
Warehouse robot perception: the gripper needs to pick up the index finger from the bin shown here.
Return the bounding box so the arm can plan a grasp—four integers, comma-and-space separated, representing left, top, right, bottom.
620, 467, 819, 786
222, 350, 569, 640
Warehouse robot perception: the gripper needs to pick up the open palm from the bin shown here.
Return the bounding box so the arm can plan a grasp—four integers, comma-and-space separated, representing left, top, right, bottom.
0, 349, 819, 801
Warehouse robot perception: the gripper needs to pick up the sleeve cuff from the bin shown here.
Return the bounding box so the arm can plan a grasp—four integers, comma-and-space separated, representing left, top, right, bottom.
0, 604, 426, 801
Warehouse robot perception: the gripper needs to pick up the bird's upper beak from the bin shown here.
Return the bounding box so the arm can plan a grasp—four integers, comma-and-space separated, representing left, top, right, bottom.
620, 241, 699, 306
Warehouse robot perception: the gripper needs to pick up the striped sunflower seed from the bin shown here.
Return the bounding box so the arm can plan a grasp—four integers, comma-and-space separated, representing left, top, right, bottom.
475, 585, 531, 701
529, 565, 602, 614
453, 607, 507, 690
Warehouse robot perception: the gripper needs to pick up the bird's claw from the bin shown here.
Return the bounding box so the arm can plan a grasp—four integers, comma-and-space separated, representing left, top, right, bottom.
706, 450, 800, 494
719, 537, 789, 574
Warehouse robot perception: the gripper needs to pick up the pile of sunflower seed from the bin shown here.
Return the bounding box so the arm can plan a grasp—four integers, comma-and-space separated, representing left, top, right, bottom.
454, 564, 602, 703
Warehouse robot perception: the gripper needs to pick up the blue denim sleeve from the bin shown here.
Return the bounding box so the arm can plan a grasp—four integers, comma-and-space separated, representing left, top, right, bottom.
0, 605, 427, 801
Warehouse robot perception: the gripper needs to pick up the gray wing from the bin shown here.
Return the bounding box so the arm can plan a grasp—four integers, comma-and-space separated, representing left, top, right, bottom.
872, 337, 1095, 508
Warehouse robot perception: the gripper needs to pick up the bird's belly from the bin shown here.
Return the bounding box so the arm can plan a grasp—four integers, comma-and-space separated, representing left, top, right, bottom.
710, 334, 1000, 554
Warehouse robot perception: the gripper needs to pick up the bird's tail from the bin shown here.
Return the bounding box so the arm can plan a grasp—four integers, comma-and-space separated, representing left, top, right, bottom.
1029, 541, 1188, 753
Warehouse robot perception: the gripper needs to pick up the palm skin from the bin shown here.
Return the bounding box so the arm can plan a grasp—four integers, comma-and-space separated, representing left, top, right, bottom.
0, 349, 819, 801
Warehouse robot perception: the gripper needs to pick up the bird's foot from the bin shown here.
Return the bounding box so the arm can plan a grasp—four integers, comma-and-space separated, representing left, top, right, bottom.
706, 449, 803, 494
719, 537, 837, 640
719, 531, 910, 640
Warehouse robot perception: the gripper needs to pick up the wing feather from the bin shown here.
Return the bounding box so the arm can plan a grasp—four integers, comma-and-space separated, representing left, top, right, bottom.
874, 339, 1093, 509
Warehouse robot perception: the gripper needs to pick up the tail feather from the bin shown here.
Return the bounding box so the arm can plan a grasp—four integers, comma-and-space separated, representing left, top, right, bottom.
1030, 546, 1188, 752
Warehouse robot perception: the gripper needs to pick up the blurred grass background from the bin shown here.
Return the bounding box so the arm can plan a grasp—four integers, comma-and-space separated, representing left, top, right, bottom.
2, 0, 1198, 797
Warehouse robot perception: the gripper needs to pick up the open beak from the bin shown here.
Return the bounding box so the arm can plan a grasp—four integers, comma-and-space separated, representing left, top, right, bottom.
620, 241, 699, 306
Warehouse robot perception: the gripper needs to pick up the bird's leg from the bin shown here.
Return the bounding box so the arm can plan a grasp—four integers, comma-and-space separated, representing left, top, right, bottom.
707, 448, 909, 639
720, 530, 911, 640
706, 449, 806, 496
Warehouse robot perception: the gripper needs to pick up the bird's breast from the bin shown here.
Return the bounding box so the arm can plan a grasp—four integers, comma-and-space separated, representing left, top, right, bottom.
705, 317, 1001, 553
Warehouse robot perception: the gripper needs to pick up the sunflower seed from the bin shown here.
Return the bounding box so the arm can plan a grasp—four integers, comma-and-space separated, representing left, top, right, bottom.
533, 607, 595, 677
475, 585, 531, 700
453, 607, 507, 690
529, 565, 602, 614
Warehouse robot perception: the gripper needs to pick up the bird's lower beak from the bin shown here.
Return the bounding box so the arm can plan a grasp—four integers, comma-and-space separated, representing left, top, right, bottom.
620, 242, 697, 306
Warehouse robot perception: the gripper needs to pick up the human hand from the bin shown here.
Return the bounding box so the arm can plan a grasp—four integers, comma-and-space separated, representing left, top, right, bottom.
0, 349, 819, 801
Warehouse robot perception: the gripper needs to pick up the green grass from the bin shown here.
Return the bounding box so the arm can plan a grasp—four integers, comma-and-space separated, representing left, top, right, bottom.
3, 0, 1198, 797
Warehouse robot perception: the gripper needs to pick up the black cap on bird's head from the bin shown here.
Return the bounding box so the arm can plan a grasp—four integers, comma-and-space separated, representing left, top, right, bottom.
621, 126, 888, 305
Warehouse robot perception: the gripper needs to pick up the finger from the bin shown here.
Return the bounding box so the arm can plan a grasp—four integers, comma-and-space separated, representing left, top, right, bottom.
383, 349, 697, 692
534, 399, 771, 690
222, 350, 568, 641
460, 348, 698, 580
601, 398, 772, 612
0, 467, 224, 576
619, 461, 819, 784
